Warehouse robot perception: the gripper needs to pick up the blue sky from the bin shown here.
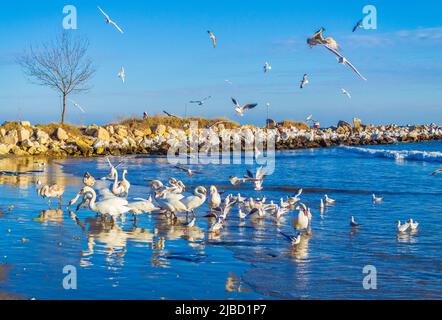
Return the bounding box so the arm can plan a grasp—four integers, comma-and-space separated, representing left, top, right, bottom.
1, 0, 442, 126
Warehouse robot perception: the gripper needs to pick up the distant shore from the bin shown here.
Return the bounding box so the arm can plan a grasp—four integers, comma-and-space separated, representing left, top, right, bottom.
0, 117, 441, 158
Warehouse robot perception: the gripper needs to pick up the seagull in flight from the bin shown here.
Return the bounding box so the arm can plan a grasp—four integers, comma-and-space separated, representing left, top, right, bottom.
224, 79, 233, 85
323, 45, 367, 81
189, 96, 212, 106
68, 99, 86, 113
352, 19, 363, 32
431, 169, 442, 175
263, 62, 272, 73
174, 166, 203, 176
97, 6, 124, 34
307, 27, 340, 50
341, 88, 352, 99
163, 110, 180, 118
118, 67, 125, 83
231, 98, 258, 117
300, 74, 309, 89
207, 31, 217, 48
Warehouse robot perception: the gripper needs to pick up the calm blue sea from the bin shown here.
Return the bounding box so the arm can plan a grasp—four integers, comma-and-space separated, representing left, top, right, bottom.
1, 141, 442, 299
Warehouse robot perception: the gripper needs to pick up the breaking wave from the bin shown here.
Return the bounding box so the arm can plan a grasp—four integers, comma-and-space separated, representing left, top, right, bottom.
342, 146, 442, 163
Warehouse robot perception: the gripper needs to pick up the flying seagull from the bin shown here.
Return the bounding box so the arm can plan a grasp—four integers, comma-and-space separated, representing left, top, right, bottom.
307, 27, 340, 50
431, 169, 442, 175
207, 31, 217, 48
263, 62, 272, 73
341, 88, 352, 99
225, 79, 233, 85
174, 166, 203, 176
300, 74, 309, 89
323, 45, 367, 81
231, 98, 258, 117
97, 6, 124, 34
163, 110, 180, 118
352, 19, 363, 32
68, 99, 86, 113
118, 66, 125, 83
189, 96, 212, 106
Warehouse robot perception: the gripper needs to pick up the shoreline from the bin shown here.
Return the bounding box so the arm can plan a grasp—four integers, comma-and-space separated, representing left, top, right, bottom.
1, 118, 442, 158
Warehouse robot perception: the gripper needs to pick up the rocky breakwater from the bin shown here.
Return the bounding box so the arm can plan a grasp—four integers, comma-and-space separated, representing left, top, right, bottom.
0, 118, 442, 158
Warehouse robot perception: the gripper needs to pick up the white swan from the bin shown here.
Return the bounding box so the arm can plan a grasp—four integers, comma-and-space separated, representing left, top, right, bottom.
209, 186, 221, 210
79, 186, 132, 219
128, 196, 160, 214
112, 169, 130, 197
181, 186, 207, 213
294, 203, 310, 230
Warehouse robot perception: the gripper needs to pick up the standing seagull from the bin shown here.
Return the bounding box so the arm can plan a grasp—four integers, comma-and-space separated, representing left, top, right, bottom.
231, 98, 258, 117
352, 19, 363, 32
350, 216, 360, 227
207, 31, 217, 48
263, 62, 272, 73
97, 6, 124, 34
300, 74, 309, 89
341, 88, 352, 99
118, 67, 125, 83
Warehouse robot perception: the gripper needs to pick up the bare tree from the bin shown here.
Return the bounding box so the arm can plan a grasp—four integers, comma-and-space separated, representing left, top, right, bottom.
17, 32, 95, 124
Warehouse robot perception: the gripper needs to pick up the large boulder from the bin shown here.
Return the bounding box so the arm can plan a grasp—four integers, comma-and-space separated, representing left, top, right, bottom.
20, 121, 31, 127
0, 130, 18, 145
0, 144, 11, 155
115, 126, 128, 138
17, 128, 31, 142
55, 128, 69, 141
86, 127, 110, 141
35, 130, 50, 145
153, 124, 167, 136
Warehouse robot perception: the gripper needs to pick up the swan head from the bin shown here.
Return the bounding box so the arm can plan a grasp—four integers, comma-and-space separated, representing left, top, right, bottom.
151, 180, 163, 190
177, 180, 186, 190
210, 185, 217, 195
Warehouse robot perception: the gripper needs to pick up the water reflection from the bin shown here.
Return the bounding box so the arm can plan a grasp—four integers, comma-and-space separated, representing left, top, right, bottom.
35, 209, 63, 224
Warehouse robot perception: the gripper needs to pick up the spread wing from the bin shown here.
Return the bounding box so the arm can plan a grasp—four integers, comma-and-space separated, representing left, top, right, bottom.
344, 59, 367, 81
97, 6, 110, 20
110, 21, 124, 34
243, 103, 257, 110
231, 97, 239, 106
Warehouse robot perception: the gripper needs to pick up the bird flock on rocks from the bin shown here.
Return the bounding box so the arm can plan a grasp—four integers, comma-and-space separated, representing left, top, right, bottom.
90, 6, 369, 121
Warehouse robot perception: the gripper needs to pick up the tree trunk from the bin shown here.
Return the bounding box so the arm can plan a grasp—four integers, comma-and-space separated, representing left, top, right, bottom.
61, 93, 67, 124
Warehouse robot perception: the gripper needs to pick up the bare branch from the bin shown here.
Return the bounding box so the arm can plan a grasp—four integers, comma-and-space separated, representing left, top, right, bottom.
16, 32, 96, 123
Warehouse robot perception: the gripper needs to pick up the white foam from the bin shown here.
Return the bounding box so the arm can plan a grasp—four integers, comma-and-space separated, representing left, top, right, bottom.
341, 146, 442, 163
